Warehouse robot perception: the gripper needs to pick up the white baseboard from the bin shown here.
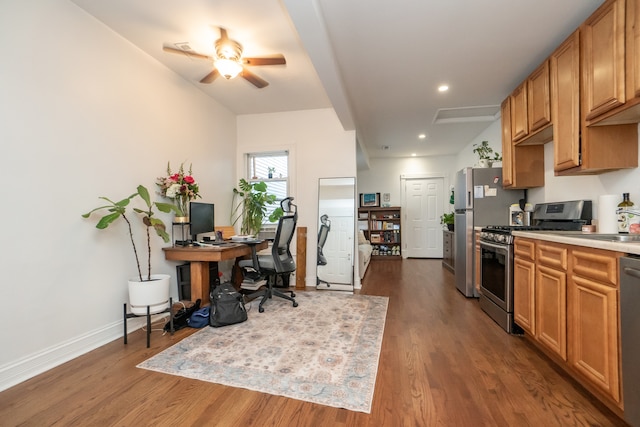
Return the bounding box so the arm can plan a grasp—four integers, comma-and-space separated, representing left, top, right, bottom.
0, 313, 169, 392
315, 282, 354, 292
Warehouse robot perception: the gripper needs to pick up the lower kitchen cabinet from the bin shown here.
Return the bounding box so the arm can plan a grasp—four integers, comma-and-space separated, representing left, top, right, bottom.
536, 264, 567, 360
568, 275, 620, 403
442, 230, 454, 271
514, 238, 536, 334
536, 242, 568, 360
514, 257, 536, 334
474, 230, 481, 294
513, 237, 624, 410
568, 248, 621, 404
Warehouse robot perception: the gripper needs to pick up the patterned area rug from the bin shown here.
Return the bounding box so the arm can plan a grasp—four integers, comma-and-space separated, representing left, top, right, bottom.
137, 292, 388, 413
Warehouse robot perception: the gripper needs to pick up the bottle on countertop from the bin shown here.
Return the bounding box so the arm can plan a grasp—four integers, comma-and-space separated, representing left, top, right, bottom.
617, 193, 634, 234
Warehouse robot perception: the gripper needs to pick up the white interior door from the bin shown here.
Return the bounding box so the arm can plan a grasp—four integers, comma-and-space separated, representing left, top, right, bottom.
404, 178, 444, 258
318, 215, 354, 284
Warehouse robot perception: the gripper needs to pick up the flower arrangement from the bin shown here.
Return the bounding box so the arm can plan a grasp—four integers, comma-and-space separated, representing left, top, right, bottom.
156, 162, 200, 217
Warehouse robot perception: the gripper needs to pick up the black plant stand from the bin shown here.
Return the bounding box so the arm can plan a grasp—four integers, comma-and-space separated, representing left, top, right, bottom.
123, 297, 174, 348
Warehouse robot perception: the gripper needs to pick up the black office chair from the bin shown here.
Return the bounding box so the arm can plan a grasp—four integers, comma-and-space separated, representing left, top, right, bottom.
240, 198, 299, 313
316, 214, 331, 288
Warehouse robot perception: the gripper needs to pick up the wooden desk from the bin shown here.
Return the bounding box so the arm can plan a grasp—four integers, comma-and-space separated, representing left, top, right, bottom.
163, 241, 267, 304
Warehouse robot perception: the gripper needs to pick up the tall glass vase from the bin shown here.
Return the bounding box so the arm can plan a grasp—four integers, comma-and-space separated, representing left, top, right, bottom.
174, 195, 189, 223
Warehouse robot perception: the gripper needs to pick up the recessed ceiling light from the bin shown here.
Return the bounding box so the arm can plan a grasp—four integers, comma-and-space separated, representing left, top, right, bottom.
438, 85, 449, 92
418, 133, 426, 139
411, 153, 417, 157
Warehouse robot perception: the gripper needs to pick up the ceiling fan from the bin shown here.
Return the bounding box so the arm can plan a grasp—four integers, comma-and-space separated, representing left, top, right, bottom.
163, 27, 286, 88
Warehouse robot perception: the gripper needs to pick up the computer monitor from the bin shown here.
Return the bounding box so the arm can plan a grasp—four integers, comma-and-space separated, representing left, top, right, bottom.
189, 202, 214, 242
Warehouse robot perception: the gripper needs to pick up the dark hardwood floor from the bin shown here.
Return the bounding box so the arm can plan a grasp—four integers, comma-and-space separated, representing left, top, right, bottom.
0, 259, 627, 426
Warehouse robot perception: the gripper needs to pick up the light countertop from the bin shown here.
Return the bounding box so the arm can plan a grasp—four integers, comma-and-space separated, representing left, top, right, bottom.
512, 230, 640, 256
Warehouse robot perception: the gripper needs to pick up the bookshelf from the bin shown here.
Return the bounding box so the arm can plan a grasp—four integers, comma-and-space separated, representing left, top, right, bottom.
358, 206, 402, 259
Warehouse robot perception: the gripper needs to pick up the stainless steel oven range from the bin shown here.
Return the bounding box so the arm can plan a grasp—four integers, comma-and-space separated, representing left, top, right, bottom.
479, 200, 592, 334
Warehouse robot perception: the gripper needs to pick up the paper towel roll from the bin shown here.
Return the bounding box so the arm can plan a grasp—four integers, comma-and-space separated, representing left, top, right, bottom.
598, 194, 619, 234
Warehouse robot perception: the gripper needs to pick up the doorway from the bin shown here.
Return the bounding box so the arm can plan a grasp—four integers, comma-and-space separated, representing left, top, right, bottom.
402, 176, 445, 258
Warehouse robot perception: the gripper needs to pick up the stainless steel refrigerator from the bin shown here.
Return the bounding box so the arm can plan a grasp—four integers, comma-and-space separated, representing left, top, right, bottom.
454, 167, 524, 297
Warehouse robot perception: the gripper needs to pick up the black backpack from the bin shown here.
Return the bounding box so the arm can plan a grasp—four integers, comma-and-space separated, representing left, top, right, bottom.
209, 282, 248, 327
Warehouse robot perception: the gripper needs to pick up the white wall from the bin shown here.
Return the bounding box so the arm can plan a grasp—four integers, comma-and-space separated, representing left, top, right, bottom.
357, 155, 458, 207
0, 0, 237, 390
237, 109, 356, 287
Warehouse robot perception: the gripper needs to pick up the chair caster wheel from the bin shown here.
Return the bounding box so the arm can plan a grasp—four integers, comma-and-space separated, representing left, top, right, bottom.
293, 302, 298, 307
259, 306, 264, 313
291, 292, 296, 297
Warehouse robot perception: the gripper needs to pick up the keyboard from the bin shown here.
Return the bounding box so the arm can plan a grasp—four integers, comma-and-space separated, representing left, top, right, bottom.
198, 241, 228, 246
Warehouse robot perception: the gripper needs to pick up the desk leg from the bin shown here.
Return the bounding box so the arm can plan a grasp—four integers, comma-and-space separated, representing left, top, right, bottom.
190, 261, 210, 305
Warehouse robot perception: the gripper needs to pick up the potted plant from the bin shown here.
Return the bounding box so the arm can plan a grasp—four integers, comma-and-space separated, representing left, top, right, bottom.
267, 166, 275, 179
440, 212, 455, 231
231, 178, 284, 236
472, 140, 502, 167
82, 185, 179, 315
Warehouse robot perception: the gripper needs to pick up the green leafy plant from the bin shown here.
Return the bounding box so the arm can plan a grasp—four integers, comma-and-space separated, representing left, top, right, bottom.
440, 212, 454, 225
231, 178, 284, 236
473, 140, 502, 161
82, 185, 178, 282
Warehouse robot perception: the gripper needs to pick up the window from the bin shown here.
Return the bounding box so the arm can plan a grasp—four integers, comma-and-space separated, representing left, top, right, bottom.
247, 151, 289, 225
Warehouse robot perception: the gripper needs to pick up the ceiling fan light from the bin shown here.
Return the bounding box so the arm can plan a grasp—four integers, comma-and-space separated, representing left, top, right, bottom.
215, 58, 243, 79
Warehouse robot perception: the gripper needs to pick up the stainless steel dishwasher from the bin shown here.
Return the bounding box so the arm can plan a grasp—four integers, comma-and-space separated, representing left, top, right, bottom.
621, 255, 640, 427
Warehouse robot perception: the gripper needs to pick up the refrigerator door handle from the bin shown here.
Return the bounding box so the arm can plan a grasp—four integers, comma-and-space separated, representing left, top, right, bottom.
467, 190, 472, 208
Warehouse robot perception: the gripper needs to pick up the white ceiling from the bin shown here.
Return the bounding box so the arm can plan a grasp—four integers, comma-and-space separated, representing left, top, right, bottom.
71, 0, 604, 168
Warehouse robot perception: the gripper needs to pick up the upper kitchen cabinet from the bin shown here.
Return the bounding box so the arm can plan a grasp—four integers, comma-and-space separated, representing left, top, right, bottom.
585, 0, 640, 125
511, 60, 553, 145
551, 27, 638, 175
501, 97, 545, 189
582, 0, 627, 121
551, 30, 582, 171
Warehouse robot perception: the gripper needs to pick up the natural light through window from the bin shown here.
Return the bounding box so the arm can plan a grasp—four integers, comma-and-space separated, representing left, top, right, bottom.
247, 151, 289, 224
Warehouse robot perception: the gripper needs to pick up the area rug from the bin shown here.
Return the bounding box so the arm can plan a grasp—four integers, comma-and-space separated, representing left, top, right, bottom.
137, 292, 388, 413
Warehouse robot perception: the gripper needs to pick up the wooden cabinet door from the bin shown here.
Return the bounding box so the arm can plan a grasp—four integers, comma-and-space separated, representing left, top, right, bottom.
511, 82, 528, 142
474, 231, 481, 294
514, 257, 536, 335
582, 0, 626, 120
501, 98, 514, 187
528, 60, 552, 132
551, 30, 581, 172
501, 97, 545, 189
627, 0, 640, 97
568, 275, 621, 403
536, 265, 567, 360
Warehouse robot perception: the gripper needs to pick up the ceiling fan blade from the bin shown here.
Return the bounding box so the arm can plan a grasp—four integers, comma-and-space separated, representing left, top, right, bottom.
219, 27, 229, 42
200, 69, 220, 84
243, 55, 286, 66
241, 68, 269, 88
162, 46, 211, 61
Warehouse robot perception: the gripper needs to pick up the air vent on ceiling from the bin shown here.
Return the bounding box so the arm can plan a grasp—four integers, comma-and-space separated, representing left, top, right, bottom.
433, 105, 500, 124
381, 145, 390, 151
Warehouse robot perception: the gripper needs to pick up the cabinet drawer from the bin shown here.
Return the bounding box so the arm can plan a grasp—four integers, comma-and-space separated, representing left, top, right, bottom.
571, 248, 619, 286
537, 242, 568, 271
515, 238, 536, 260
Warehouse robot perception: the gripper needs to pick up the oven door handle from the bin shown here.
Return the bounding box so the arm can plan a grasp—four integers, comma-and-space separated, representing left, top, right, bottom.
480, 240, 510, 255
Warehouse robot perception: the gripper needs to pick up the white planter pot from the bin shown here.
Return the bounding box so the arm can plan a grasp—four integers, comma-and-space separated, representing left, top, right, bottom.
128, 274, 171, 315
478, 159, 491, 168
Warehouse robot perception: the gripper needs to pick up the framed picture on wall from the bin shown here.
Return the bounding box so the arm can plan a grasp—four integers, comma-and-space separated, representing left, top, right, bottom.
360, 192, 380, 207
